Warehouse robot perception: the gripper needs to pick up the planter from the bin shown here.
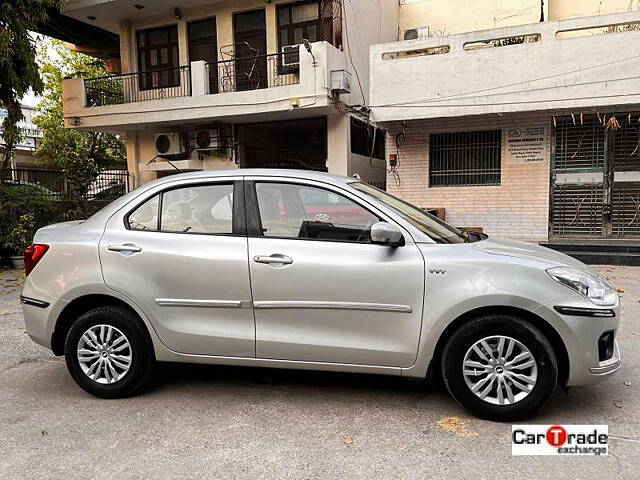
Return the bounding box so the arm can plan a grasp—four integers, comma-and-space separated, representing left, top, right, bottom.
10, 255, 24, 270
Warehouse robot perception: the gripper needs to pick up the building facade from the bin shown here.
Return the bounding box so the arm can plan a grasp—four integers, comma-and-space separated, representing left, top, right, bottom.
59, 0, 396, 187
0, 105, 44, 168
370, 1, 640, 242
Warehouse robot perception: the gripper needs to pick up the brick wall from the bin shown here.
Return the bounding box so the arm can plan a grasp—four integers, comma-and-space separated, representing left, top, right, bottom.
383, 112, 553, 241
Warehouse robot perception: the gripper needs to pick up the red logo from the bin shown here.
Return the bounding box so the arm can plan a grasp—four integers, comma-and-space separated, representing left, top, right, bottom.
546, 425, 567, 447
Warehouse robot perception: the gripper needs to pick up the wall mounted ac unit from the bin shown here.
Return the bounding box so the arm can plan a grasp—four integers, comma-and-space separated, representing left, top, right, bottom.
404, 26, 430, 41
281, 45, 300, 67
194, 128, 225, 151
154, 132, 183, 156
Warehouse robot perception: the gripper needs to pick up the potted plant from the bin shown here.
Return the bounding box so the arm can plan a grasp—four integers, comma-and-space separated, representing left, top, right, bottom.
4, 213, 36, 269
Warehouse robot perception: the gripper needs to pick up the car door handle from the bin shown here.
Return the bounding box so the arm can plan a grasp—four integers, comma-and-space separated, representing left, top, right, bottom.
107, 244, 142, 253
253, 254, 293, 265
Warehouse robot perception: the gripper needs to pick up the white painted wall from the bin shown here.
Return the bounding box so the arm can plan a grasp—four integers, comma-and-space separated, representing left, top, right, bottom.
398, 0, 640, 37
370, 11, 640, 122
399, 0, 545, 37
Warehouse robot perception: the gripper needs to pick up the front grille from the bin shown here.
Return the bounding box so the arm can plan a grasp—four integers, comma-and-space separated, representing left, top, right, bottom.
598, 330, 615, 361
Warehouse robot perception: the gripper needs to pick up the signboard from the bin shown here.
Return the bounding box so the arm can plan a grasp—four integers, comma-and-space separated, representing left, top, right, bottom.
503, 126, 549, 165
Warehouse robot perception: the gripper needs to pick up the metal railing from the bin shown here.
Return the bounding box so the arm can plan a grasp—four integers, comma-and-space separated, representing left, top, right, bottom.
85, 65, 192, 107
242, 146, 326, 171
1, 168, 131, 200
206, 52, 299, 94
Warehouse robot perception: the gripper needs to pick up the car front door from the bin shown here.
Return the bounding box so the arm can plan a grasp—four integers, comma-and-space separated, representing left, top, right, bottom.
245, 178, 425, 367
99, 179, 255, 357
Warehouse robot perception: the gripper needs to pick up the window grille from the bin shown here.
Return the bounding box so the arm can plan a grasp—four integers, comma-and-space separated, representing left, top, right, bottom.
429, 130, 501, 187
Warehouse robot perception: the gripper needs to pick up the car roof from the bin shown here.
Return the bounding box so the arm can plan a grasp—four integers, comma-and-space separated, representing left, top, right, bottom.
148, 169, 356, 188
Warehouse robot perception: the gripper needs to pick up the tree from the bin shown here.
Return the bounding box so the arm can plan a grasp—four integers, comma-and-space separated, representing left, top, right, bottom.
0, 0, 56, 176
34, 38, 125, 205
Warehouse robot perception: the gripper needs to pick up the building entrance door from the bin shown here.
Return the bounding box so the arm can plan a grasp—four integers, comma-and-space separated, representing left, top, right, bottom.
551, 114, 640, 238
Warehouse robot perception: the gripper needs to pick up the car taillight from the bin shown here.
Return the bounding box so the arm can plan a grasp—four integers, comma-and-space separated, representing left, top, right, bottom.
24, 244, 49, 276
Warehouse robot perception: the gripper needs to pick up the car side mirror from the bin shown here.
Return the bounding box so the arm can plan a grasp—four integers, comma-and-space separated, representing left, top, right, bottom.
370, 221, 405, 247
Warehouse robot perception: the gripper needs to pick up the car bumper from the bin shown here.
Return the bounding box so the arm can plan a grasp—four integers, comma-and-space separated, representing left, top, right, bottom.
21, 278, 67, 351
534, 294, 621, 387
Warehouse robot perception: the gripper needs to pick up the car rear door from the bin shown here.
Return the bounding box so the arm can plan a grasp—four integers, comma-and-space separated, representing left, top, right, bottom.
245, 177, 425, 367
99, 178, 255, 357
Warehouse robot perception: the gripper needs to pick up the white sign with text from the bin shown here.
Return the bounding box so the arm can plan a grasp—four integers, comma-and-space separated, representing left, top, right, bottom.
503, 126, 549, 165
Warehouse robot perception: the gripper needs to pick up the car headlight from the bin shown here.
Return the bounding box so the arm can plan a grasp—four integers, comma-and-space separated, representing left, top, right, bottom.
547, 266, 617, 306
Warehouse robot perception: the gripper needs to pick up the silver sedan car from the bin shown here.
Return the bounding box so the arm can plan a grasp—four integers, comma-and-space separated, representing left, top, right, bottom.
21, 169, 620, 420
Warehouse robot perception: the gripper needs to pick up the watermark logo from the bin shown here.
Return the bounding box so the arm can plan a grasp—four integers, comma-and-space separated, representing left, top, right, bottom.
512, 425, 608, 455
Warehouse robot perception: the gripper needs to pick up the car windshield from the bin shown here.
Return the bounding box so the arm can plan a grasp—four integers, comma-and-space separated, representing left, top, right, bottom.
350, 182, 469, 244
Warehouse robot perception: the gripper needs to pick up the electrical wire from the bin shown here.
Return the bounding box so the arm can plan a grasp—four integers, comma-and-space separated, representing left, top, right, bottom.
370, 90, 640, 109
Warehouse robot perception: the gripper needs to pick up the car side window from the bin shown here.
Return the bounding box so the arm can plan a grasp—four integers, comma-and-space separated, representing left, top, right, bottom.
160, 184, 234, 234
255, 183, 379, 242
128, 194, 159, 231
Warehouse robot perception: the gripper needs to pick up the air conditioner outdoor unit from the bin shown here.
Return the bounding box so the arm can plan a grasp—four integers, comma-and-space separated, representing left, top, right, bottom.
281, 45, 300, 67
404, 26, 430, 41
154, 132, 183, 156
194, 128, 224, 151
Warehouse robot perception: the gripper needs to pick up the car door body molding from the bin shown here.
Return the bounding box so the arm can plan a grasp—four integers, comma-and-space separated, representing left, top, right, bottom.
253, 300, 412, 313
155, 298, 247, 308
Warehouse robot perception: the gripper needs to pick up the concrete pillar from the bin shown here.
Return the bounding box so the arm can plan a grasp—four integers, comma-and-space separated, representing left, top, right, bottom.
62, 78, 86, 126
118, 20, 132, 72
326, 113, 350, 176
190, 61, 209, 95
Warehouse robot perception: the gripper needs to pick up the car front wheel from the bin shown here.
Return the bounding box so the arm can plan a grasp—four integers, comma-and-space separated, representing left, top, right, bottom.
441, 314, 558, 421
64, 306, 155, 398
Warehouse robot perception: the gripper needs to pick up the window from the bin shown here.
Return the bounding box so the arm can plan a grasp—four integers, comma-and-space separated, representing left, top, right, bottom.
137, 25, 179, 89
350, 118, 385, 160
350, 183, 466, 244
128, 195, 160, 231
277, 0, 321, 68
127, 184, 235, 234
429, 130, 501, 187
255, 183, 379, 242
161, 184, 234, 234
188, 18, 218, 93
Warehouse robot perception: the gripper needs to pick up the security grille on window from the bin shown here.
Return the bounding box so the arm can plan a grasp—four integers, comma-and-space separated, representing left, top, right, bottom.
429, 130, 501, 187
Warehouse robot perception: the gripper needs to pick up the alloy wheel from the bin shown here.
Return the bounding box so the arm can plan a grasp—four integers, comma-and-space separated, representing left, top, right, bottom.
76, 324, 133, 384
462, 335, 538, 405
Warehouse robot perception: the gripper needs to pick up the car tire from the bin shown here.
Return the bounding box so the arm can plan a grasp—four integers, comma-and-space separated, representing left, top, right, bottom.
441, 314, 557, 421
64, 306, 156, 398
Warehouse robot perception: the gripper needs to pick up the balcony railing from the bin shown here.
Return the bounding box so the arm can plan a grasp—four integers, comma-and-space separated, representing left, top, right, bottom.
85, 65, 192, 107
206, 52, 299, 94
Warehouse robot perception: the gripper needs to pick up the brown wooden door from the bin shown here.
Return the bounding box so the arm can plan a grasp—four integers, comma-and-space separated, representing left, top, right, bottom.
188, 18, 218, 94
233, 9, 267, 91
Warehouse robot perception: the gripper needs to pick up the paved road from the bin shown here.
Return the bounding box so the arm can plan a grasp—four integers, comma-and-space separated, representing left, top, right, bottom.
1, 266, 638, 479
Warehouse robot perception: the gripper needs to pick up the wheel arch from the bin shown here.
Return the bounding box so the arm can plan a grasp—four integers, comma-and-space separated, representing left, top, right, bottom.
427, 305, 570, 387
51, 294, 149, 356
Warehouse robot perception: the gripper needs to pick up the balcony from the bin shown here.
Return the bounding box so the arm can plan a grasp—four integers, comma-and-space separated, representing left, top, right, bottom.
370, 11, 640, 122
63, 42, 346, 131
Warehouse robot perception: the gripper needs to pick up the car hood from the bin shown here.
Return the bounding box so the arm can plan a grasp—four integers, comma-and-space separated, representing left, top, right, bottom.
472, 237, 587, 268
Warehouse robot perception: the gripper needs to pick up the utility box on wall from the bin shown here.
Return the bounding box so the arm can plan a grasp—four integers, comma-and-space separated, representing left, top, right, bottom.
330, 70, 352, 94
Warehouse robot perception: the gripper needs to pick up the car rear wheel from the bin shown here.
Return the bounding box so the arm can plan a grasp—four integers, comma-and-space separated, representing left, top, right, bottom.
441, 314, 557, 421
64, 306, 155, 398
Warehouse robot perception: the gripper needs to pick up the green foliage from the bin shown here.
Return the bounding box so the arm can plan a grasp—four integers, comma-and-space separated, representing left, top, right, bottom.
0, 0, 57, 173
34, 38, 126, 208
0, 184, 58, 253
4, 213, 36, 253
